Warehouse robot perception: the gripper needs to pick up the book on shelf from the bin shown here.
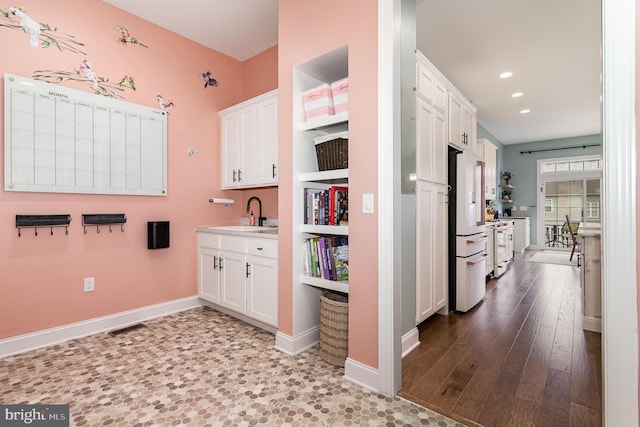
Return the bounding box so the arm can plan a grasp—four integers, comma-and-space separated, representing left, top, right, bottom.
304, 186, 348, 226
302, 235, 348, 281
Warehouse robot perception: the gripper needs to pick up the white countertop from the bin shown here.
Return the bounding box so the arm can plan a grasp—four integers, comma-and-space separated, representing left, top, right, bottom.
578, 222, 601, 237
196, 226, 279, 239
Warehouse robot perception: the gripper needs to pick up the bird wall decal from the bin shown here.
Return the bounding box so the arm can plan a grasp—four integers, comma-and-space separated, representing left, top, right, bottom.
114, 25, 148, 48
199, 71, 218, 89
9, 7, 40, 48
157, 94, 174, 114
80, 59, 98, 89
118, 75, 136, 91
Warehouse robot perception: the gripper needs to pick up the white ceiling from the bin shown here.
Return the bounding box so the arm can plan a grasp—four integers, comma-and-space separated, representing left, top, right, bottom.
102, 0, 278, 62
416, 0, 602, 145
102, 0, 602, 145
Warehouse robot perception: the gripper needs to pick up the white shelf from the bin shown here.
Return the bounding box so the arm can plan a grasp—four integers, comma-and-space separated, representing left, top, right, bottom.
301, 224, 348, 235
299, 169, 348, 183
299, 111, 349, 132
300, 275, 348, 294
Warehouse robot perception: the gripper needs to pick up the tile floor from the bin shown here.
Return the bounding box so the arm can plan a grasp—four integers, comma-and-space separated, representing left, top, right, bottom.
0, 307, 465, 426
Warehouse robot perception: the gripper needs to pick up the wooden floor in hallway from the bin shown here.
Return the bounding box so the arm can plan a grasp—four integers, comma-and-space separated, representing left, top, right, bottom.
399, 251, 602, 427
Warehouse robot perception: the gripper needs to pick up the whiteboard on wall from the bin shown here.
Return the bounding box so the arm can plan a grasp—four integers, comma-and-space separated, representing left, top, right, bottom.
4, 73, 167, 196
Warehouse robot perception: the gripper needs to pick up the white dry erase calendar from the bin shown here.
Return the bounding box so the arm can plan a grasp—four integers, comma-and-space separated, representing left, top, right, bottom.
4, 73, 167, 196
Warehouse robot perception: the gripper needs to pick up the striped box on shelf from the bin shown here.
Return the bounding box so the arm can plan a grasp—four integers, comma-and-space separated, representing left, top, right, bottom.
330, 77, 349, 114
302, 83, 334, 121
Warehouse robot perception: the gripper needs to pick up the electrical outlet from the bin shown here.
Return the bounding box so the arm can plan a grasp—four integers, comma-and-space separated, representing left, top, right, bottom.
84, 277, 95, 292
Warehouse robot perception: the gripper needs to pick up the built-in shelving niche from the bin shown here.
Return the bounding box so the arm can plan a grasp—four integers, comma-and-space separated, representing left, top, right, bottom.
16, 214, 71, 237
82, 214, 126, 233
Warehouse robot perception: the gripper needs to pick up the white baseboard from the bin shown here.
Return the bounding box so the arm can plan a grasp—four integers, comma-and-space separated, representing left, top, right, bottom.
344, 357, 379, 393
401, 327, 420, 358
0, 296, 203, 359
583, 316, 602, 333
274, 326, 320, 356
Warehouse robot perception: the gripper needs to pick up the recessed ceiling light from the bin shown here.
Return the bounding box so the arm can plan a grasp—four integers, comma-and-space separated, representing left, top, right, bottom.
499, 71, 513, 79
520, 109, 531, 114
512, 92, 524, 98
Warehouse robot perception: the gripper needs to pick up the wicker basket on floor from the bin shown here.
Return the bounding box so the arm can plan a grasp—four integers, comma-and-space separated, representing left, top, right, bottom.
320, 292, 349, 366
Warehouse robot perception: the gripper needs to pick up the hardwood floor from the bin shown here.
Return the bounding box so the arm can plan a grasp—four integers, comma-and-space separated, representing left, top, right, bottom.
399, 251, 602, 427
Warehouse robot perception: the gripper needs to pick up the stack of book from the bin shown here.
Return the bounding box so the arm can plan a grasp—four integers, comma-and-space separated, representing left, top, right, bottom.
303, 236, 349, 281
304, 186, 348, 225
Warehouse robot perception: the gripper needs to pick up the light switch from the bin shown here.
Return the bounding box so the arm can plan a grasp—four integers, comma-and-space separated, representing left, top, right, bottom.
362, 193, 374, 214
520, 206, 527, 211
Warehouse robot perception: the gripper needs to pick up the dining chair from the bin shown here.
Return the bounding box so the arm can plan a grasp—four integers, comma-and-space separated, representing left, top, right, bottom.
565, 214, 580, 263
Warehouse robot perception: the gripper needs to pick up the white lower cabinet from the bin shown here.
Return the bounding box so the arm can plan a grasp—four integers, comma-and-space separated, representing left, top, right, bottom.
197, 231, 278, 328
199, 248, 221, 304
416, 180, 448, 324
485, 224, 495, 276
219, 249, 247, 313
578, 224, 601, 333
247, 255, 278, 326
512, 217, 530, 253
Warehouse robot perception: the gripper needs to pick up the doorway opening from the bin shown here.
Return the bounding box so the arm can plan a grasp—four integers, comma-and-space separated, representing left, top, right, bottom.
536, 155, 602, 250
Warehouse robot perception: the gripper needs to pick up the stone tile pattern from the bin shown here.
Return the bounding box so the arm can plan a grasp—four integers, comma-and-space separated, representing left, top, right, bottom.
0, 307, 465, 426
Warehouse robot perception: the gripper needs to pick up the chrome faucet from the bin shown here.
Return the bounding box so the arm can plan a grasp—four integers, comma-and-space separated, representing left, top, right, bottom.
246, 196, 266, 226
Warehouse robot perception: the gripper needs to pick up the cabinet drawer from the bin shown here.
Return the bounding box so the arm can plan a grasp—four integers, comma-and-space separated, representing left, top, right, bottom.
220, 235, 247, 253
247, 238, 278, 258
198, 232, 220, 249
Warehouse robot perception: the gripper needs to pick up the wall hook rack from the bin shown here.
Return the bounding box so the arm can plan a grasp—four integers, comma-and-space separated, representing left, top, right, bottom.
16, 214, 71, 237
82, 214, 126, 234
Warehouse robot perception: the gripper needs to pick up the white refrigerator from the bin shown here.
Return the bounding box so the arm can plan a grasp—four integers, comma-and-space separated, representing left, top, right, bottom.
448, 148, 488, 312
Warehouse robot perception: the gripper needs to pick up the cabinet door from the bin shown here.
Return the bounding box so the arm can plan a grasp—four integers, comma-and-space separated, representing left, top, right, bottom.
246, 255, 278, 326
463, 106, 476, 153
433, 185, 448, 311
416, 61, 448, 112
448, 93, 464, 150
486, 228, 495, 276
416, 98, 434, 181
219, 250, 247, 313
198, 248, 220, 304
416, 180, 448, 324
433, 108, 447, 184
238, 105, 258, 187
221, 113, 240, 189
416, 181, 435, 323
416, 99, 447, 184
257, 94, 278, 185
485, 142, 497, 200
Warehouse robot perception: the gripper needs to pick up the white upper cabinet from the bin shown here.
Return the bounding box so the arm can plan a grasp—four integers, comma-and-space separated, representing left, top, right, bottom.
220, 90, 278, 189
477, 138, 497, 200
257, 94, 279, 185
416, 97, 447, 184
448, 91, 476, 152
416, 58, 448, 113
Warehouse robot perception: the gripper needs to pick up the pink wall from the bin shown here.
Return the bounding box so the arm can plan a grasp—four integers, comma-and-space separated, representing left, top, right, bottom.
278, 0, 379, 368
243, 45, 278, 101
0, 0, 277, 339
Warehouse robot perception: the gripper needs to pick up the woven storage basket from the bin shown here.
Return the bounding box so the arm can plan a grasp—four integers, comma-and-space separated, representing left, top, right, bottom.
320, 292, 349, 366
313, 132, 348, 171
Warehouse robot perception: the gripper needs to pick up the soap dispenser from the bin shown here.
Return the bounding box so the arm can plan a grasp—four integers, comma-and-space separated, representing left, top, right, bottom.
249, 211, 256, 226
